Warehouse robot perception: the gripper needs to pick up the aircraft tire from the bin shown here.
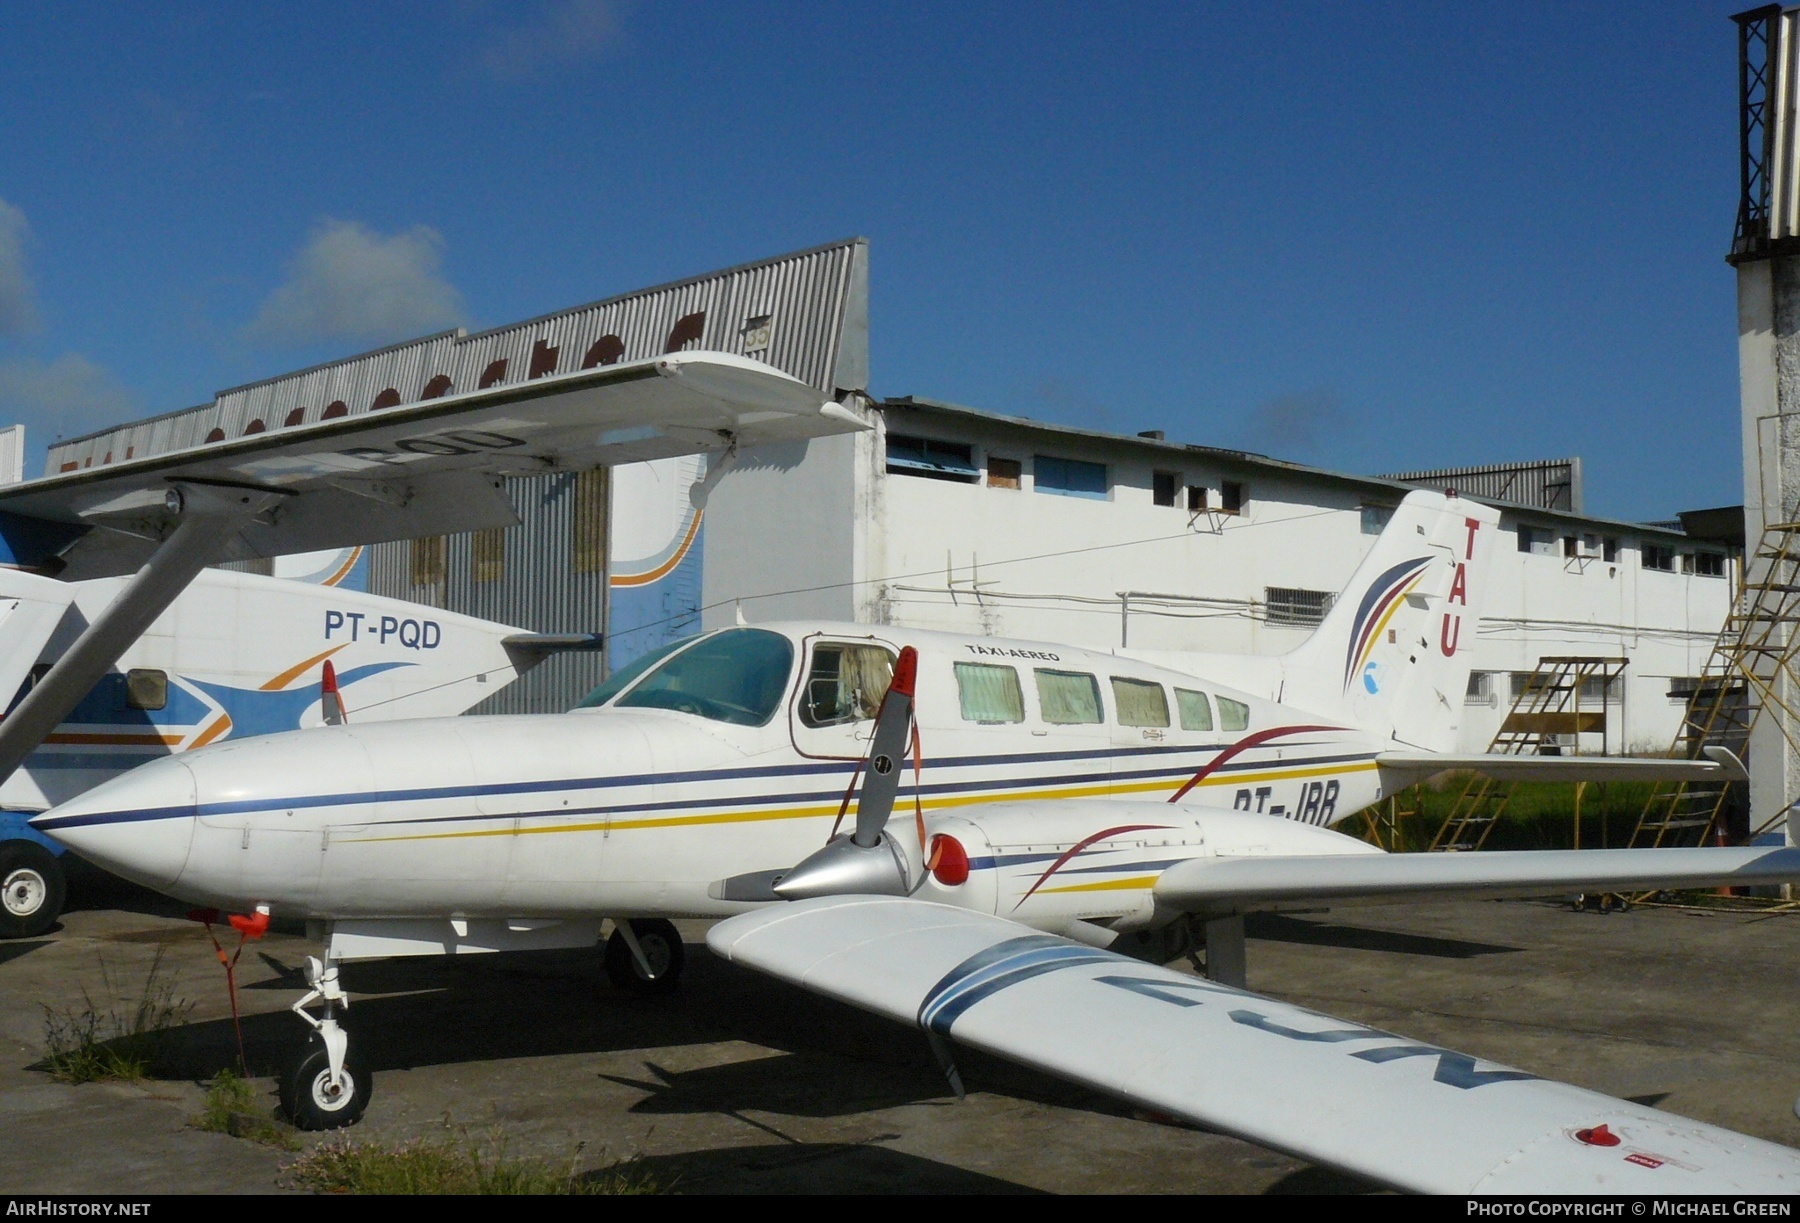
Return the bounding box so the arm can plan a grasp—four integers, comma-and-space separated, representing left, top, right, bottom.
605, 919, 685, 993
281, 1040, 372, 1131
0, 841, 65, 940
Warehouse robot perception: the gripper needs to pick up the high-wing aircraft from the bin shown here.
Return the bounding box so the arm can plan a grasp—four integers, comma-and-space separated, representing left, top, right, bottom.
26, 486, 1800, 1192
0, 560, 580, 938
0, 351, 858, 936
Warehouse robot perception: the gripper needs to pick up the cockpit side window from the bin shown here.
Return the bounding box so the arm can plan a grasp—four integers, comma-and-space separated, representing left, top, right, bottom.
800, 643, 897, 727
954, 662, 1024, 724
1217, 695, 1251, 732
616, 628, 796, 726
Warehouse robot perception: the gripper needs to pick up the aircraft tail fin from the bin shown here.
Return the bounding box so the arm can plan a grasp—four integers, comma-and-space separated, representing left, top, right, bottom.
1278, 490, 1499, 752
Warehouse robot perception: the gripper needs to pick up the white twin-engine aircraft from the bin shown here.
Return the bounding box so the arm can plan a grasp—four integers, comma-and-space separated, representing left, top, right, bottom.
29, 479, 1800, 1191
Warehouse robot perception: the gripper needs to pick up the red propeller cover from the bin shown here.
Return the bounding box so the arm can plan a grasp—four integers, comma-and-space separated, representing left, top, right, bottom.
890, 646, 918, 698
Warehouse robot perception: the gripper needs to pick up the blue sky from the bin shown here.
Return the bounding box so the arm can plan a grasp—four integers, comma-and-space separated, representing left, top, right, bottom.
0, 2, 1750, 521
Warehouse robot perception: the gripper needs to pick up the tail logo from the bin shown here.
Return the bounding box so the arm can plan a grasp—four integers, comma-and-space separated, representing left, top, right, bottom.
1342, 557, 1432, 691
1362, 662, 1380, 695
1439, 517, 1482, 659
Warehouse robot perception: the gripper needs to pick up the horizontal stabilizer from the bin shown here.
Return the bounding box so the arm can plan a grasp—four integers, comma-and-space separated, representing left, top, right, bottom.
501, 633, 606, 655
1376, 745, 1747, 784
1154, 845, 1800, 913
709, 896, 1800, 1193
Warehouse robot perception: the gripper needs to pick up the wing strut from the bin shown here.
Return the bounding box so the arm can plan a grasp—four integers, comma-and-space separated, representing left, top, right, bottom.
0, 483, 284, 781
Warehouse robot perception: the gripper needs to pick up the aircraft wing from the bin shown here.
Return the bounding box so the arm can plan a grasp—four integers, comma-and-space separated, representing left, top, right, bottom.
1153, 845, 1800, 914
0, 351, 863, 580
1375, 745, 1746, 784
708, 896, 1800, 1194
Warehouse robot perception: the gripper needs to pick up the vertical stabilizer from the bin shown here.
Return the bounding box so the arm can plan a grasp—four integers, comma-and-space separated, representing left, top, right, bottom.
1279, 490, 1499, 751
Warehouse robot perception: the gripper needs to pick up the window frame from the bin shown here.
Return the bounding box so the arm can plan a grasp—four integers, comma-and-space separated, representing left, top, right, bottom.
1033, 455, 1109, 501
953, 661, 1026, 724
1110, 676, 1171, 728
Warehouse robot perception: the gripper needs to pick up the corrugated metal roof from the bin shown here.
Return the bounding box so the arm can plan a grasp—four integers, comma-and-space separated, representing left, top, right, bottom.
47, 238, 871, 472
1384, 458, 1582, 513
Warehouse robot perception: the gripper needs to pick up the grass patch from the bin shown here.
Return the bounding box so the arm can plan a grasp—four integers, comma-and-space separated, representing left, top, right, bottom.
283, 1136, 663, 1195
1351, 779, 1666, 853
192, 1068, 300, 1150
42, 948, 191, 1084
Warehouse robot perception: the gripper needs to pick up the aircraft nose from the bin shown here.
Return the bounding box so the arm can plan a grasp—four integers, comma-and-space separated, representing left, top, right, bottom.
31, 757, 198, 891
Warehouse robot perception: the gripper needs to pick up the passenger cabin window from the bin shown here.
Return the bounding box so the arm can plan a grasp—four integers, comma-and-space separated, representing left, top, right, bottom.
1217, 696, 1251, 732
954, 662, 1025, 724
1175, 688, 1212, 732
1035, 669, 1102, 724
615, 628, 795, 726
801, 643, 896, 727
1111, 678, 1170, 728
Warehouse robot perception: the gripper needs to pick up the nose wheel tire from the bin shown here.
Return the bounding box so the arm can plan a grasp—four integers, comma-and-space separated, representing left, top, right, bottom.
605, 919, 685, 993
281, 1040, 372, 1131
0, 842, 65, 940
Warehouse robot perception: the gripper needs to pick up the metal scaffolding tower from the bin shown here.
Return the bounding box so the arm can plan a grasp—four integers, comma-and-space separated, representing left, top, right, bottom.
1428, 657, 1629, 853
1630, 520, 1800, 848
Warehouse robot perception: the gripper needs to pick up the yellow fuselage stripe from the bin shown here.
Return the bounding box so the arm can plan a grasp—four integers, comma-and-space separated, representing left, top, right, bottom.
343, 759, 1378, 845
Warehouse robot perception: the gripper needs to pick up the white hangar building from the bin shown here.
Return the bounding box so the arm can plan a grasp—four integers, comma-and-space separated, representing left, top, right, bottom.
41, 239, 1735, 755
702, 399, 1735, 756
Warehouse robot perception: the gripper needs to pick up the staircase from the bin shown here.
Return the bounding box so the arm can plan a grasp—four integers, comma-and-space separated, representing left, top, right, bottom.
1428, 657, 1628, 852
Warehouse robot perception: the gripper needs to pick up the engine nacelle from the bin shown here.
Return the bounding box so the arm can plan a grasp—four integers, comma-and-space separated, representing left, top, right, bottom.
917, 798, 1376, 935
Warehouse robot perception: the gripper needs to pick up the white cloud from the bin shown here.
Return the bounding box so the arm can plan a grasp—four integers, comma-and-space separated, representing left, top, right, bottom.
246, 219, 466, 347
0, 198, 40, 336
481, 0, 620, 81
0, 354, 138, 444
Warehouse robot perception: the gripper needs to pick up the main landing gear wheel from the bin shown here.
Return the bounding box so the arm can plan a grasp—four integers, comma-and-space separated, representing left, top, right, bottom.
281, 1038, 371, 1131
0, 842, 65, 940
605, 918, 685, 993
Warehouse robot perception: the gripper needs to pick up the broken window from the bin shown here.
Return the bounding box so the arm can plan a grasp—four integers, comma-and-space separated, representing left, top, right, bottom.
1152, 471, 1178, 507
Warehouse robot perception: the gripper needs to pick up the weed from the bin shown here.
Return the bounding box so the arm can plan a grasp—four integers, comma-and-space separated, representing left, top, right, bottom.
42, 948, 192, 1084
283, 1136, 662, 1195
1353, 779, 1665, 853
192, 1068, 301, 1150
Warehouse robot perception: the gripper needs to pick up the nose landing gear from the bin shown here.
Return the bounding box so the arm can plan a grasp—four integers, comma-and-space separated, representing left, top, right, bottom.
281, 955, 371, 1130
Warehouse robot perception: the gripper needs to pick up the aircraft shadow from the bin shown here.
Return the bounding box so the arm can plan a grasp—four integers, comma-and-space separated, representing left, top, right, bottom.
146, 943, 1131, 1127
59, 858, 193, 923
620, 1140, 1044, 1194
0, 939, 49, 968
1246, 912, 1519, 959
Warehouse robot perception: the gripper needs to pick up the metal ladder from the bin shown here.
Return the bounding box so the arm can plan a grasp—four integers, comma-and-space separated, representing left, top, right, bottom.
1629, 521, 1800, 849
1428, 657, 1628, 852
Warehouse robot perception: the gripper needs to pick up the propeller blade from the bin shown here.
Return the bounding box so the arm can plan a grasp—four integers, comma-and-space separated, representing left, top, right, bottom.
852, 646, 917, 848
